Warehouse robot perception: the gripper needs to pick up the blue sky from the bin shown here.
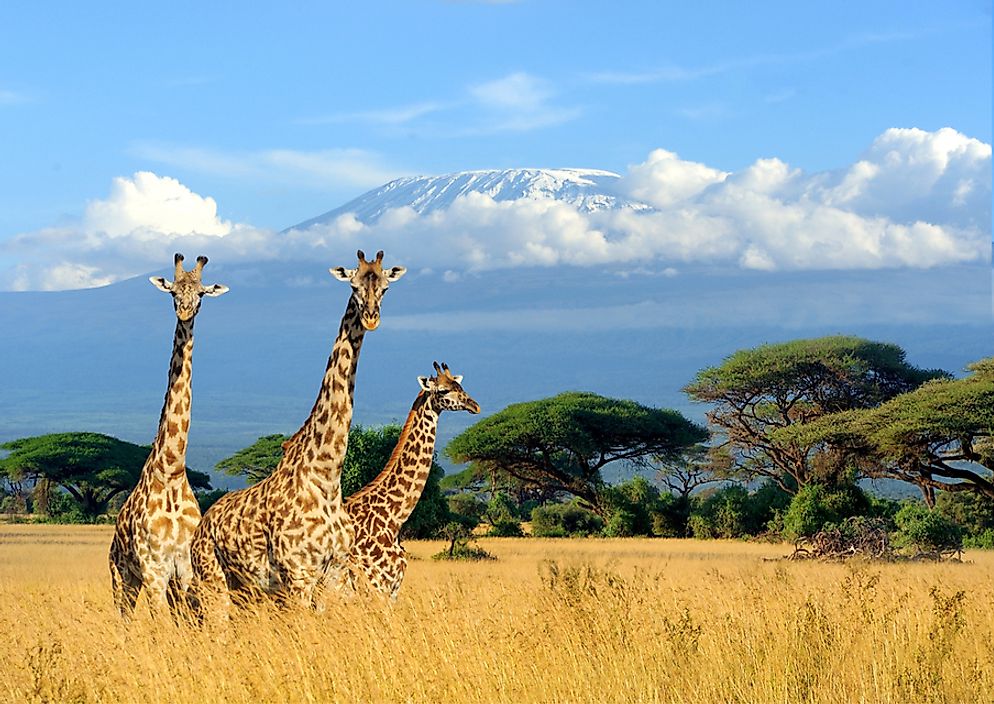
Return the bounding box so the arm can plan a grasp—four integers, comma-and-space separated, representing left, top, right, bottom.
0, 0, 989, 241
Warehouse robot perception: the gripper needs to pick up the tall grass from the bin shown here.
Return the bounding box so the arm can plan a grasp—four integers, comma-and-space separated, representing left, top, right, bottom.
1, 525, 991, 703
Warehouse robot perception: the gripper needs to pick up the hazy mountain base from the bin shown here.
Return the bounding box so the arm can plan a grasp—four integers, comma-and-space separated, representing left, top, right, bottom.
1, 263, 989, 490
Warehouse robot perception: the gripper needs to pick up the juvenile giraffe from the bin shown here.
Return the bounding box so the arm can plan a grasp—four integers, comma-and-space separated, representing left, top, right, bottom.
109, 253, 229, 619
342, 362, 480, 599
190, 250, 405, 611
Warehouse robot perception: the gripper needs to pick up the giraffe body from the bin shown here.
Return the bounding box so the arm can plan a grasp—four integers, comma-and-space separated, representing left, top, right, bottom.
344, 363, 480, 599
109, 254, 228, 618
190, 251, 405, 610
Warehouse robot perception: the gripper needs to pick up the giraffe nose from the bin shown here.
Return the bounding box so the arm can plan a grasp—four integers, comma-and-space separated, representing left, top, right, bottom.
467, 400, 481, 414
361, 315, 380, 331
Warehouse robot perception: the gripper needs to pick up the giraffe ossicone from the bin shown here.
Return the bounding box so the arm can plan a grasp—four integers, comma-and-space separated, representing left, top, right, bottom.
339, 362, 480, 600
190, 249, 405, 613
109, 252, 228, 620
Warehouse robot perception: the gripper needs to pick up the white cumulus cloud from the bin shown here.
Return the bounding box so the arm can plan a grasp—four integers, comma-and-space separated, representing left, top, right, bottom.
85, 172, 233, 238
2, 127, 990, 291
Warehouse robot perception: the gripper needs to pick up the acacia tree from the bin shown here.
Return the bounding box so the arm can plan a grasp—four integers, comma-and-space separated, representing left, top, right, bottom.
654, 444, 731, 501
217, 424, 450, 538
778, 358, 994, 505
0, 432, 211, 518
445, 391, 707, 516
684, 336, 945, 493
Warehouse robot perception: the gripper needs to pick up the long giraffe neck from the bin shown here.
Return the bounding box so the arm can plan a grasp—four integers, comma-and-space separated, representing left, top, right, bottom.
284, 296, 366, 484
366, 392, 439, 536
150, 318, 194, 477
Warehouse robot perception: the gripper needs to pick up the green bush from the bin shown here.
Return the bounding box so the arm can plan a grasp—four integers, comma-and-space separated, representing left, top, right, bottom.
689, 486, 752, 539
432, 522, 495, 561
447, 493, 485, 531
531, 501, 603, 537
604, 509, 639, 537
893, 502, 963, 552
44, 492, 91, 524
781, 483, 870, 541
935, 491, 994, 546
488, 519, 524, 537
964, 528, 994, 549
196, 489, 228, 513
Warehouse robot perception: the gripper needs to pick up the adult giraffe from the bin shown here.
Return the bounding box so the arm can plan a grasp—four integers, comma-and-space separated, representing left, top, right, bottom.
191, 250, 405, 611
109, 253, 229, 619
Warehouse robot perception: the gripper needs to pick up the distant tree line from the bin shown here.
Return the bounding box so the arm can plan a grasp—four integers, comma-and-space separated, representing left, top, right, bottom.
441, 337, 994, 551
2, 336, 991, 552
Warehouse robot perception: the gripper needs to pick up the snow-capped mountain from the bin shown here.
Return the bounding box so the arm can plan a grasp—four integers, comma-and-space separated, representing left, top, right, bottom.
288, 168, 651, 230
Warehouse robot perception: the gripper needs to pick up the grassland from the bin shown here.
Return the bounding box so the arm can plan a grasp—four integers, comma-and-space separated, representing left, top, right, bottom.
0, 525, 991, 703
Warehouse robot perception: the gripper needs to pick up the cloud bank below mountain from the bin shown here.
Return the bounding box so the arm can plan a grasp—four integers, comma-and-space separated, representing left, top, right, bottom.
2, 127, 989, 291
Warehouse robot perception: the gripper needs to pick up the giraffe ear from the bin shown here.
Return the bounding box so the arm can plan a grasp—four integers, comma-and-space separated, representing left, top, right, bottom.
330, 267, 356, 282
149, 276, 173, 292
385, 266, 407, 282
417, 376, 433, 391
203, 283, 229, 297
452, 375, 463, 384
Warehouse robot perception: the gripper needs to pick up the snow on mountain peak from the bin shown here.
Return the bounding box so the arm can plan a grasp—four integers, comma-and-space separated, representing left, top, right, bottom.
288, 167, 650, 231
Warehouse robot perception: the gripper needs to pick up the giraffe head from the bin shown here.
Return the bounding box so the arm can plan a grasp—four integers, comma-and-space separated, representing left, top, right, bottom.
149, 253, 229, 321
329, 249, 406, 331
418, 362, 481, 414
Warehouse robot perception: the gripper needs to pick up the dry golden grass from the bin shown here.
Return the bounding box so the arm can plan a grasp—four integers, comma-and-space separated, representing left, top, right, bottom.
1, 524, 992, 703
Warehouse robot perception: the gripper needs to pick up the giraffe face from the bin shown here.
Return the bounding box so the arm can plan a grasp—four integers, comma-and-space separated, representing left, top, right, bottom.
329, 249, 406, 331
418, 362, 481, 415
149, 253, 229, 321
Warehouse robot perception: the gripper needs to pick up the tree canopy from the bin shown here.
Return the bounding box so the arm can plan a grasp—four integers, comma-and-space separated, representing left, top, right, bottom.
445, 391, 707, 515
0, 432, 211, 517
217, 424, 450, 538
778, 358, 994, 504
215, 434, 287, 485
684, 336, 945, 492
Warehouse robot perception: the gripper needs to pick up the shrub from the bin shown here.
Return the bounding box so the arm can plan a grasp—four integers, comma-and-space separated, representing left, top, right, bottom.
44, 492, 91, 524
782, 483, 870, 541
893, 502, 963, 553
488, 519, 524, 537
964, 529, 994, 549
196, 489, 228, 513
689, 485, 752, 539
447, 493, 485, 531
485, 492, 520, 523
531, 501, 603, 537
935, 491, 994, 546
604, 509, 639, 537
432, 522, 495, 561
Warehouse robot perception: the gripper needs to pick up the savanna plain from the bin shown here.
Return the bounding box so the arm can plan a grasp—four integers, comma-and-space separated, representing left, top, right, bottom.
1, 524, 991, 704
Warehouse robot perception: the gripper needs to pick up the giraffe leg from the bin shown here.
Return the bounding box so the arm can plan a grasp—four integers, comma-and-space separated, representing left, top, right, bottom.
168, 552, 196, 622
109, 550, 141, 621
387, 548, 408, 602
144, 569, 173, 619
190, 535, 232, 623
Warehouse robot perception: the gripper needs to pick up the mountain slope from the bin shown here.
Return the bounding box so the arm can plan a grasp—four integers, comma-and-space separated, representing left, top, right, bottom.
288, 168, 650, 230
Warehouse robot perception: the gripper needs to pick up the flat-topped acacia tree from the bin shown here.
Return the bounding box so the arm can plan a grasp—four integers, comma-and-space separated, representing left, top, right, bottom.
0, 432, 211, 518
445, 391, 707, 517
684, 336, 947, 493
778, 358, 994, 505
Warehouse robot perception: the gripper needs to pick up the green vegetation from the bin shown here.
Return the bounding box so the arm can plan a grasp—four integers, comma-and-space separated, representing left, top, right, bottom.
446, 391, 707, 516
684, 336, 945, 492
7, 340, 990, 553
0, 432, 211, 520
778, 358, 994, 504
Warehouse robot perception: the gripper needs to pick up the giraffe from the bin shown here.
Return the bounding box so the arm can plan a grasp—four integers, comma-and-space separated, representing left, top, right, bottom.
109, 253, 229, 619
190, 250, 406, 612
341, 362, 480, 600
